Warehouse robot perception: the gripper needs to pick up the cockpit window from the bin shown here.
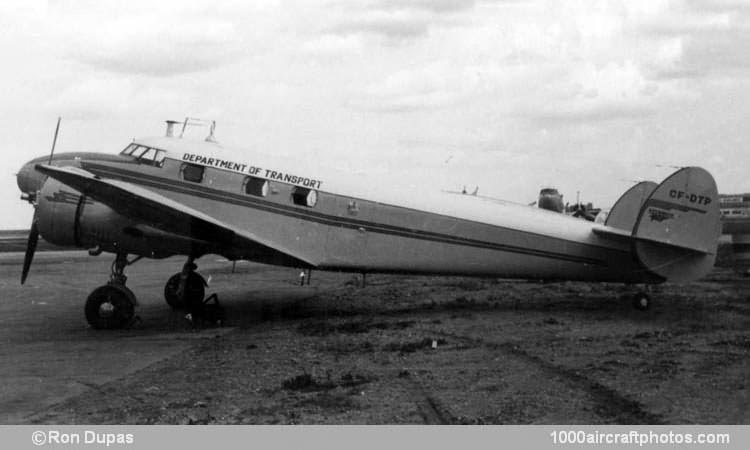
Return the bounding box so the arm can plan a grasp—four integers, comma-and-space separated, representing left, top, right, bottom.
140, 148, 157, 160
120, 144, 139, 156
122, 145, 167, 167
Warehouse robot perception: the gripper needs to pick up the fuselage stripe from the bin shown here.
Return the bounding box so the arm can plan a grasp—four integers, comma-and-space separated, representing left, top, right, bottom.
82, 163, 615, 267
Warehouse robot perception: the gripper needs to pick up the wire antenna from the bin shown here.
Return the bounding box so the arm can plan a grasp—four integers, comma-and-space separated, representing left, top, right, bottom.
48, 117, 61, 165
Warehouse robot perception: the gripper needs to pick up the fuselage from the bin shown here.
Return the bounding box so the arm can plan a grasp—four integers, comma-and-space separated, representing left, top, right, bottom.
17, 137, 661, 283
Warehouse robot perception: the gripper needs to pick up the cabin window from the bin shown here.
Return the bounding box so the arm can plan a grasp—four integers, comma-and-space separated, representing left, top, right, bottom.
291, 187, 317, 207
181, 163, 205, 183
243, 176, 269, 197
347, 200, 359, 215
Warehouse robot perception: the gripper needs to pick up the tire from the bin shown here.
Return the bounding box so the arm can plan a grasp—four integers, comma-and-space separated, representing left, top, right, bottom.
164, 272, 206, 310
85, 284, 136, 329
632, 292, 651, 311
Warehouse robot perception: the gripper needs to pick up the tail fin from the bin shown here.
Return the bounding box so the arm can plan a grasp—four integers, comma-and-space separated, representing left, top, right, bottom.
605, 181, 658, 231
595, 167, 722, 282
634, 167, 720, 253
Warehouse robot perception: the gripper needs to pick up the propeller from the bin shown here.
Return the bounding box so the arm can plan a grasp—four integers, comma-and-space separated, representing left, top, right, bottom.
21, 117, 60, 284
21, 216, 39, 285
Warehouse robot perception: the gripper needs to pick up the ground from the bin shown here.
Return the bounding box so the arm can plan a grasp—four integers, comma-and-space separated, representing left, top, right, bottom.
0, 252, 747, 424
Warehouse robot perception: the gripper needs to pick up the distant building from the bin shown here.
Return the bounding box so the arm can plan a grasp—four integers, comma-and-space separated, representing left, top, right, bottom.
720, 194, 750, 231
719, 193, 750, 274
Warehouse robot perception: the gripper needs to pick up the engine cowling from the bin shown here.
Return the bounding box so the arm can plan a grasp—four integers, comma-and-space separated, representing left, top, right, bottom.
37, 178, 94, 248
35, 178, 180, 257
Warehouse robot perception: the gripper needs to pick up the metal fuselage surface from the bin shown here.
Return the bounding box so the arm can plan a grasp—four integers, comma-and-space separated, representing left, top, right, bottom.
18, 138, 658, 283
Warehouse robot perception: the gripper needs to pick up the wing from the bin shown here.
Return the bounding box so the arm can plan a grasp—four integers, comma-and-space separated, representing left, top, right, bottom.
35, 164, 317, 267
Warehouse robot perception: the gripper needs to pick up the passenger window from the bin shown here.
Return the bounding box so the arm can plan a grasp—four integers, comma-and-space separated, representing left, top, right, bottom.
243, 176, 269, 197
181, 163, 205, 183
291, 187, 317, 207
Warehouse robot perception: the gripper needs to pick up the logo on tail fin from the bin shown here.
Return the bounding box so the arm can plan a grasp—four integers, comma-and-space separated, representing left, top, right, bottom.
645, 198, 708, 214
648, 208, 675, 222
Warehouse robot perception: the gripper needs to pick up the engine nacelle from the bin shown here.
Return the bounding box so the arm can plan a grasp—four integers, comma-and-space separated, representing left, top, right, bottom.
35, 178, 180, 257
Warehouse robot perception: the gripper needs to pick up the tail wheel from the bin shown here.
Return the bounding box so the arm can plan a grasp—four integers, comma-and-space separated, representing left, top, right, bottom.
164, 272, 206, 310
85, 284, 136, 329
632, 292, 651, 311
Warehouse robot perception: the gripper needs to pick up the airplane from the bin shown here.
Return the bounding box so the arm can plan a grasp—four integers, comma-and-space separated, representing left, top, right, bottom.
16, 119, 722, 329
536, 188, 564, 213
535, 187, 600, 221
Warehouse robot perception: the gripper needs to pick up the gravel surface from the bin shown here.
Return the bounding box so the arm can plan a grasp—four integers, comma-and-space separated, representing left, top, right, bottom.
0, 253, 747, 424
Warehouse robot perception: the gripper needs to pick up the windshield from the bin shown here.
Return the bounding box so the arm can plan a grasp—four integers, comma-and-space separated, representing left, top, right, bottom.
120, 143, 166, 167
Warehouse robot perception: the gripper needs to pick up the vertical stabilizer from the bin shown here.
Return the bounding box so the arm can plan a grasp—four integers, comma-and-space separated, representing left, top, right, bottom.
632, 167, 721, 282
605, 181, 658, 232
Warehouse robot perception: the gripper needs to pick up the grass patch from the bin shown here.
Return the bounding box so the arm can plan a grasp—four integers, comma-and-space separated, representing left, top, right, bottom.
281, 373, 335, 392
282, 371, 375, 392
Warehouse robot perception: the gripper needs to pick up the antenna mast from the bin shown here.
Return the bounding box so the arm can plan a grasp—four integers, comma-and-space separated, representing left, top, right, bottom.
48, 117, 61, 165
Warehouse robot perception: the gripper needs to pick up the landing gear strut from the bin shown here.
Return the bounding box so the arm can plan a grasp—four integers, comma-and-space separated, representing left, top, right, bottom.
164, 257, 207, 310
84, 253, 139, 329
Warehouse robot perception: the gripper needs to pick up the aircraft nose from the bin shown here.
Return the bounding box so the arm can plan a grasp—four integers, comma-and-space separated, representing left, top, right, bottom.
17, 160, 45, 202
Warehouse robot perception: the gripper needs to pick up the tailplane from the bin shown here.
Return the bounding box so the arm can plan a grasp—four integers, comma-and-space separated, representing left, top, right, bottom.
595, 167, 722, 282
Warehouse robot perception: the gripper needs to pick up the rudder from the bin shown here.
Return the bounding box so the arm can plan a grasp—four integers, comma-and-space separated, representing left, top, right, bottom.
633, 167, 722, 282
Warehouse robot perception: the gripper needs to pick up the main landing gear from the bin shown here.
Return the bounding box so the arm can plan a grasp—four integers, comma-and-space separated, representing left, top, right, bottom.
83, 254, 219, 329
84, 253, 140, 329
164, 257, 223, 325
163, 257, 207, 311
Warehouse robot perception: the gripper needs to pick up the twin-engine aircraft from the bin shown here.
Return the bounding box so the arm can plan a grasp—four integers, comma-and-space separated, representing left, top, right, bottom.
16, 119, 721, 329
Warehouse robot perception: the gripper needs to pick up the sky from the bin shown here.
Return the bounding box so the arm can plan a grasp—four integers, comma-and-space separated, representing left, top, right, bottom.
1, 0, 748, 229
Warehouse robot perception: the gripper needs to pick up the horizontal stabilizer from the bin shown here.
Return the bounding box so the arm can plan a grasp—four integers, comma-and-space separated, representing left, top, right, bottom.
592, 225, 710, 254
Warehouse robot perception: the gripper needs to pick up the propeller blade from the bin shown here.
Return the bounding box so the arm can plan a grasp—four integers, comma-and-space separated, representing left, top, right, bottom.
21, 218, 39, 285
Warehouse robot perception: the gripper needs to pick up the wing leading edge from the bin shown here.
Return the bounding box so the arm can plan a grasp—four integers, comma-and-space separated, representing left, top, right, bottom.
35, 164, 317, 268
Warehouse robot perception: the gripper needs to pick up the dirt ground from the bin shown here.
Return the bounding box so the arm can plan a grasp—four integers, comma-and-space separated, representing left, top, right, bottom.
0, 252, 747, 424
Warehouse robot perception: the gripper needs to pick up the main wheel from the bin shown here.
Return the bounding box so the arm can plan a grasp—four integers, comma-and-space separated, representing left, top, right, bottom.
85, 284, 136, 329
632, 292, 651, 311
164, 272, 206, 310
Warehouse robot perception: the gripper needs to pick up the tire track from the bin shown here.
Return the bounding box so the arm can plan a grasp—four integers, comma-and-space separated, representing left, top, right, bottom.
399, 371, 454, 424
439, 331, 665, 424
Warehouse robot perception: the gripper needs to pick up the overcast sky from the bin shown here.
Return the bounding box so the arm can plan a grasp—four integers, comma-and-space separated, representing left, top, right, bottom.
1, 0, 748, 229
